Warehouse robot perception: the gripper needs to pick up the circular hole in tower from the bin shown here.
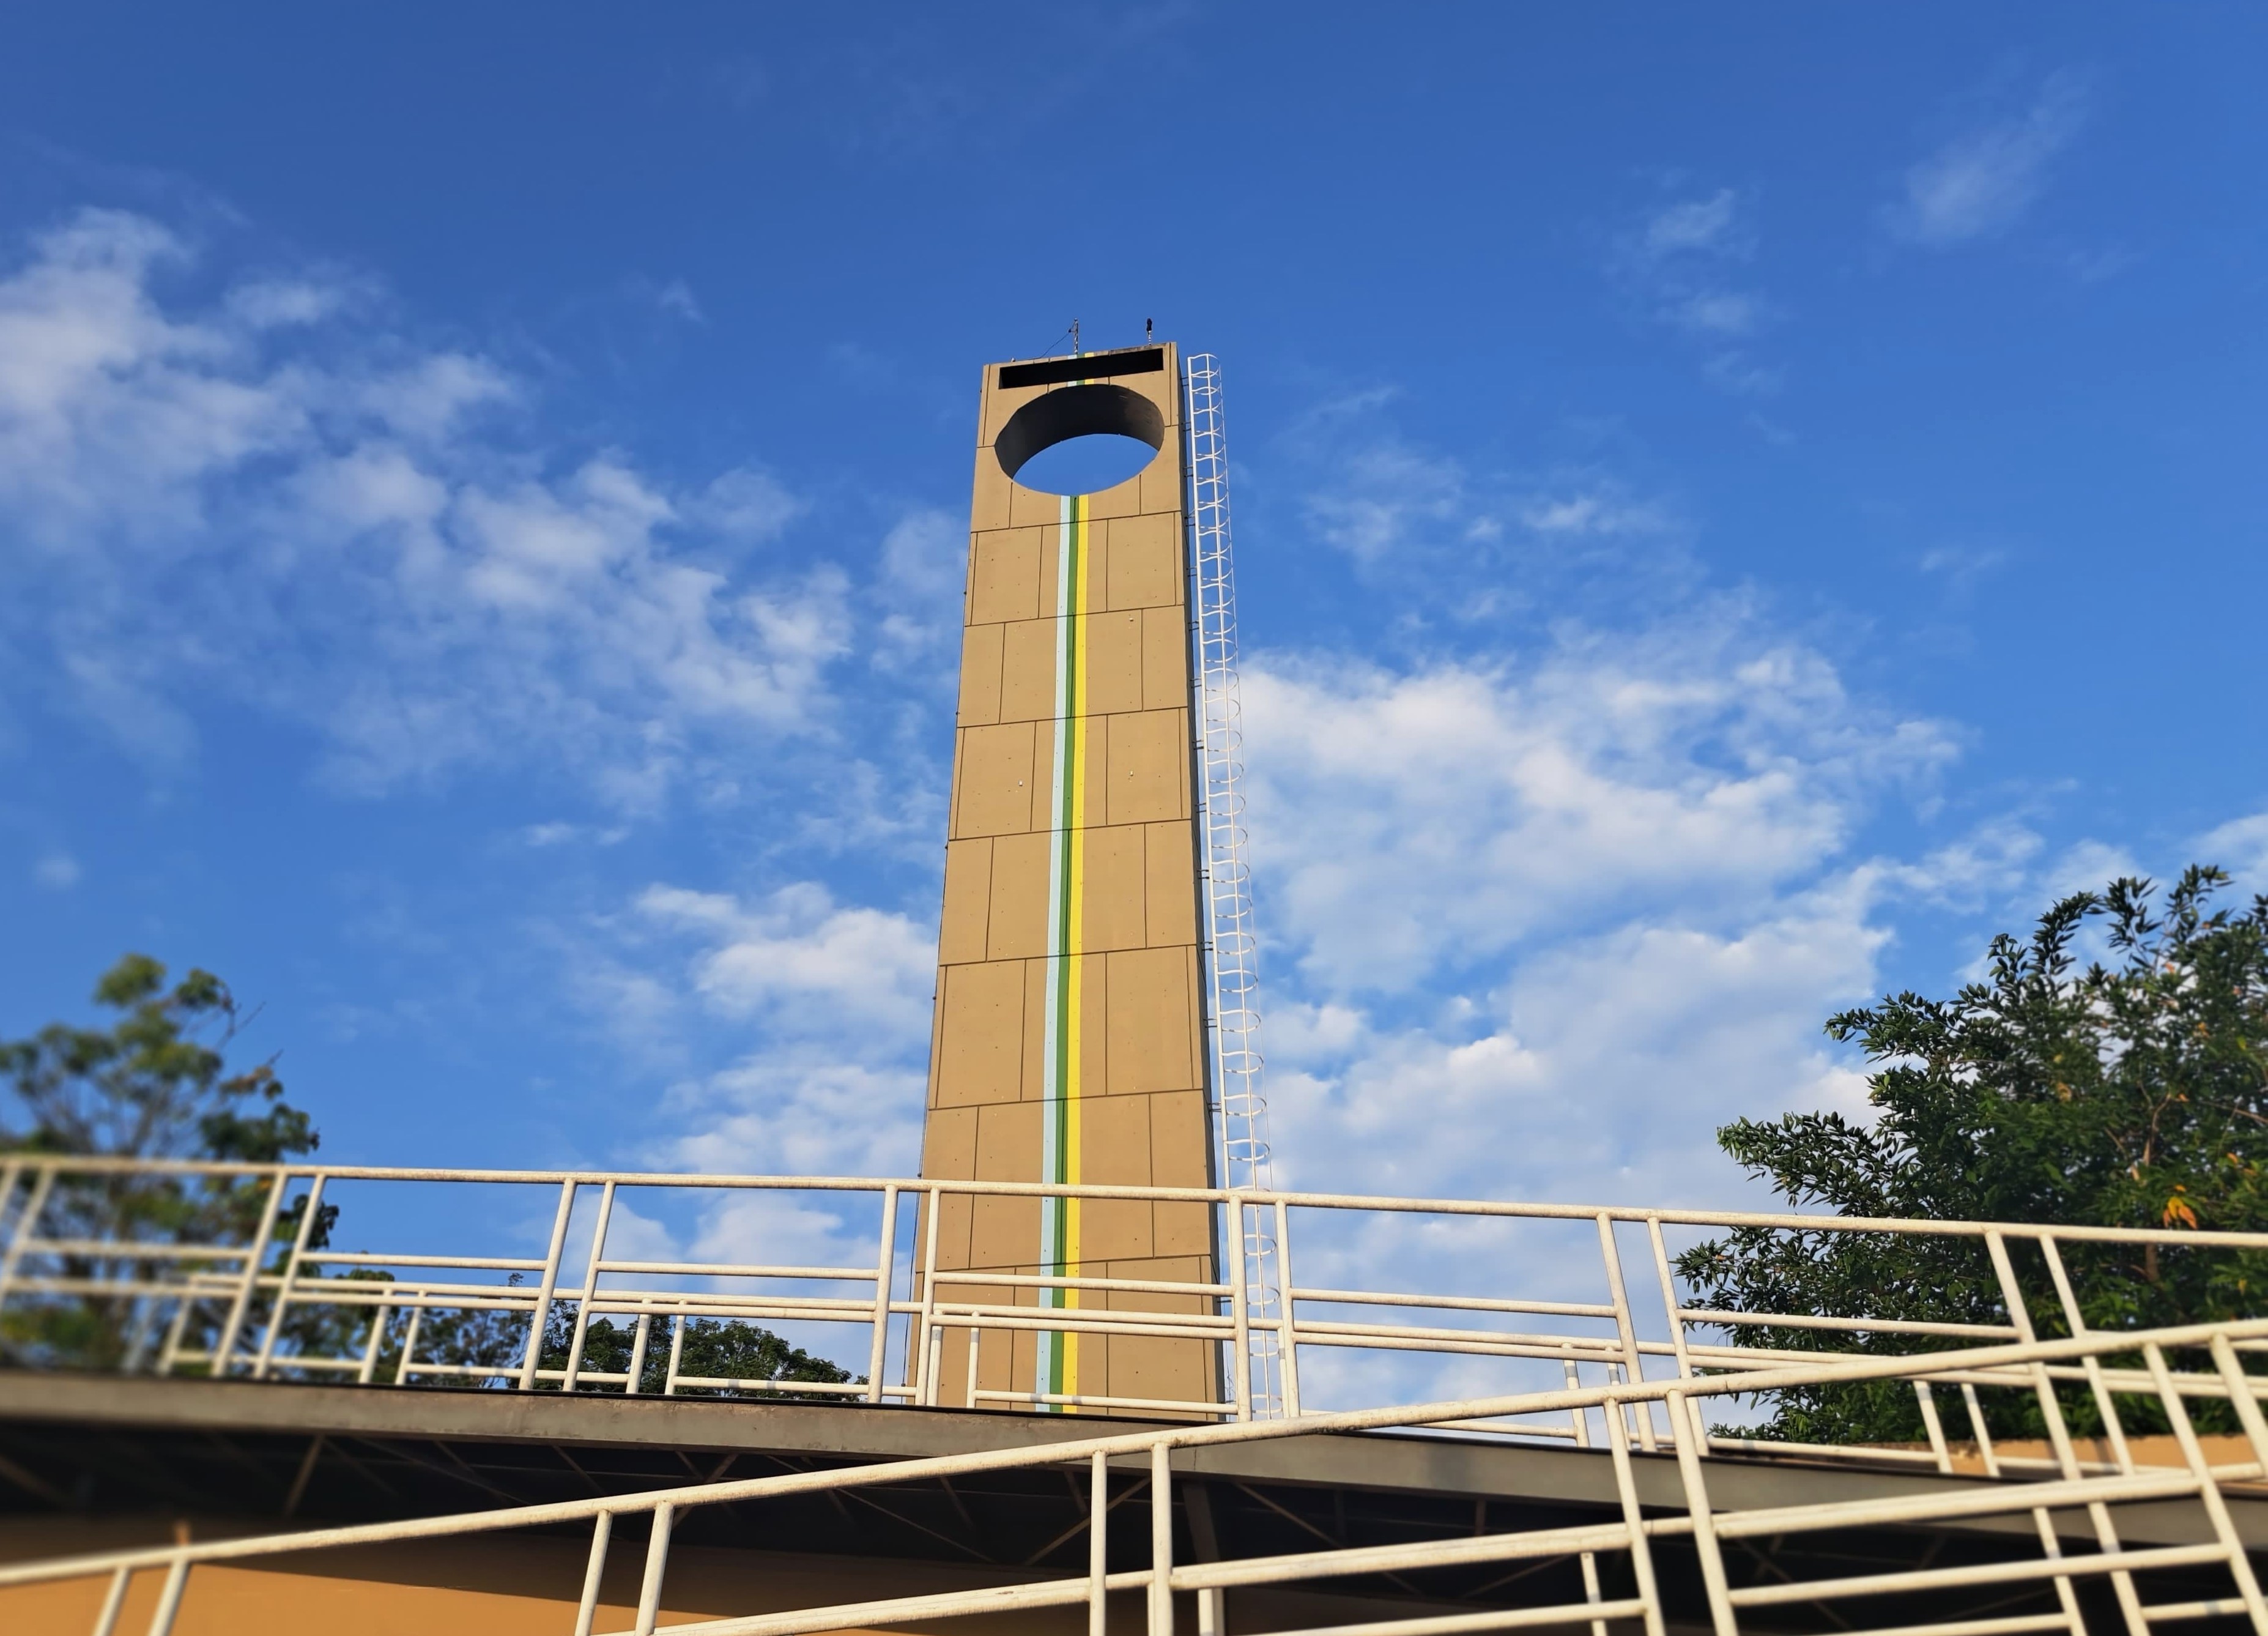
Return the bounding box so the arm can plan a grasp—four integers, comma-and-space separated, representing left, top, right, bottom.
995, 382, 1166, 496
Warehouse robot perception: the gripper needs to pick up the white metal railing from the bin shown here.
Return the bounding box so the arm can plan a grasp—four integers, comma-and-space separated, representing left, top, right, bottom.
1184, 350, 1286, 1420
6, 1312, 2268, 1636
4, 1157, 2268, 1442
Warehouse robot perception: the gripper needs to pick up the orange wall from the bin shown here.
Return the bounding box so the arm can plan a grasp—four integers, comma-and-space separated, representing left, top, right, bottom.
0, 1519, 1108, 1636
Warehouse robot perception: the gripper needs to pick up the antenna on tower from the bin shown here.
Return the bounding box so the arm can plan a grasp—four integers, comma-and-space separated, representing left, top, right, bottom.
1185, 352, 1286, 1419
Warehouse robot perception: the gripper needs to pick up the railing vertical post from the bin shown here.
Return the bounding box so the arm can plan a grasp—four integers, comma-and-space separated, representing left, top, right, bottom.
1271, 1199, 1300, 1418
394, 1300, 426, 1385
1959, 1381, 2001, 1476
0, 1159, 22, 1254
915, 1186, 941, 1406
966, 1320, 981, 1409
1595, 1214, 1657, 1451
155, 1285, 198, 1378
1602, 1368, 1666, 1636
0, 1163, 57, 1323
89, 1564, 130, 1636
2145, 1341, 2268, 1636
563, 1180, 618, 1394
145, 1556, 189, 1636
251, 1173, 327, 1380
1227, 1192, 1251, 1422
1089, 1449, 1109, 1636
664, 1310, 686, 1396
1564, 1356, 1607, 1636
355, 1297, 390, 1385
2209, 1334, 2268, 1473
1988, 1230, 2141, 1636
210, 1169, 292, 1378
626, 1311, 653, 1396
517, 1180, 578, 1391
1150, 1441, 1173, 1636
1914, 1381, 1954, 1474
1644, 1218, 1695, 1384
867, 1184, 899, 1403
574, 1511, 613, 1636
2040, 1234, 2138, 1473
1667, 1389, 1738, 1636
634, 1502, 674, 1636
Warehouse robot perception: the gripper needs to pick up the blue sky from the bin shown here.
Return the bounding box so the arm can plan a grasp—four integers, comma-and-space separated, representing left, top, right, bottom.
2, 5, 2265, 1252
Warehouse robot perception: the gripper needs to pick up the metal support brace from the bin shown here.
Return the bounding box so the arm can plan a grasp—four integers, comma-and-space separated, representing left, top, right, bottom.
251, 1173, 328, 1380
575, 1511, 613, 1636
867, 1186, 899, 1402
146, 1557, 190, 1636
1090, 1451, 1110, 1636
1669, 1390, 1738, 1636
2146, 1342, 2268, 1636
563, 1179, 618, 1392
1603, 1373, 1667, 1636
210, 1172, 291, 1378
1988, 1230, 2144, 1636
636, 1502, 673, 1636
1596, 1214, 1657, 1451
89, 1565, 130, 1636
0, 1166, 57, 1326
1914, 1381, 1955, 1473
1272, 1199, 1300, 1418
626, 1312, 653, 1396
518, 1180, 578, 1391
1151, 1442, 1174, 1636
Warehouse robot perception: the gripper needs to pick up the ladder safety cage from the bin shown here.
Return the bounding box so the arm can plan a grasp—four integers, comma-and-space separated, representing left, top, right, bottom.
1184, 352, 1286, 1421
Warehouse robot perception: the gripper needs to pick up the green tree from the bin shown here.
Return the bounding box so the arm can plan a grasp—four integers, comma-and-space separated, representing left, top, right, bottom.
2, 953, 314, 1161
1, 954, 321, 1369
294, 1284, 859, 1397
1677, 866, 2268, 1444
1, 957, 860, 1395
539, 1307, 857, 1397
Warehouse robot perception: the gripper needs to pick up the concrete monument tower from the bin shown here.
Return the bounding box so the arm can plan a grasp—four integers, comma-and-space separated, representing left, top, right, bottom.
921, 343, 1216, 1412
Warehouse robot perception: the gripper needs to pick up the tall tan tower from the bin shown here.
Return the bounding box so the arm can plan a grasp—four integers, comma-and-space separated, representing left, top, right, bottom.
922, 343, 1217, 1412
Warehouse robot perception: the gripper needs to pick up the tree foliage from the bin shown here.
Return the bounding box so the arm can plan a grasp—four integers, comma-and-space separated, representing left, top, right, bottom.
2, 954, 857, 1394
271, 1277, 858, 1398
1, 955, 322, 1370
1677, 866, 2268, 1444
2, 953, 315, 1161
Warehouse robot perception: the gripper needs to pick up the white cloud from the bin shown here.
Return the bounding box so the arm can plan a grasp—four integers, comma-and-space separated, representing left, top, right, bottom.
1518, 488, 1672, 538
2039, 838, 2143, 902
0, 207, 851, 808
879, 507, 962, 603
1918, 541, 2012, 594
1302, 440, 1466, 564
2196, 814, 2268, 891
1267, 886, 1883, 1211
686, 467, 802, 542
654, 278, 704, 323
1672, 292, 1762, 338
31, 852, 80, 889
225, 278, 354, 330
1211, 609, 2012, 1377
1640, 190, 1747, 260
595, 880, 935, 1207
1242, 617, 1954, 995
636, 880, 935, 1042
1890, 72, 2090, 247
1614, 189, 1777, 395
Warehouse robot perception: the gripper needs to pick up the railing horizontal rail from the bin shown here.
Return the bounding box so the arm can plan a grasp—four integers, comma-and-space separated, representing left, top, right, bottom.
14, 1156, 2268, 1247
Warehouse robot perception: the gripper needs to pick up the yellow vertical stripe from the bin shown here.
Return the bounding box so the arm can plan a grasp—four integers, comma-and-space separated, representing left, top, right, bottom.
1061, 496, 1088, 1397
